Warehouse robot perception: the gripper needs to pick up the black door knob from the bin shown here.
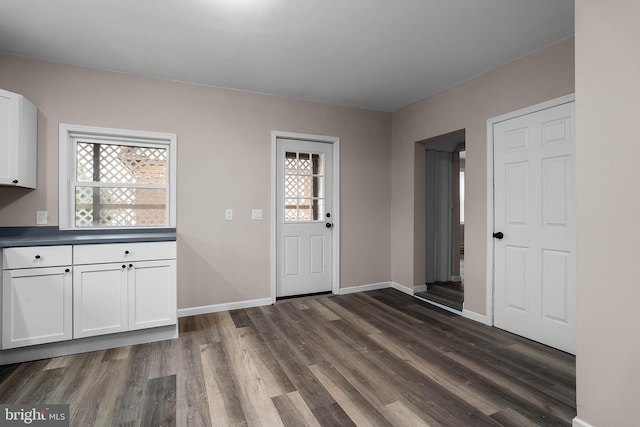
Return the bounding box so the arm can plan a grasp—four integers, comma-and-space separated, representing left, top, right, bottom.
326, 223, 333, 228
493, 232, 504, 239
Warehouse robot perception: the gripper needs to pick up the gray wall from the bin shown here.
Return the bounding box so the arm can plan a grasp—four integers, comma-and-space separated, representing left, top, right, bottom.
0, 54, 392, 309
575, 1, 640, 425
390, 37, 575, 315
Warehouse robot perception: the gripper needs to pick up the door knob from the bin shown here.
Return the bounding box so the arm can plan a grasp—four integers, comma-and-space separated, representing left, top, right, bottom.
326, 223, 333, 228
493, 232, 504, 239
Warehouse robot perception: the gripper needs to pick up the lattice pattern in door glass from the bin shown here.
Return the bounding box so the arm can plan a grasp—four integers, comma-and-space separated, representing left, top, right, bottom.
76, 142, 167, 184
284, 151, 325, 222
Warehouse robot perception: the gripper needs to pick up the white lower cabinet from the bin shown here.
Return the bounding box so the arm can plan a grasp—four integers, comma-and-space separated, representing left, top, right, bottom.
1, 241, 176, 350
1, 245, 73, 349
129, 259, 177, 330
73, 242, 177, 339
73, 263, 129, 338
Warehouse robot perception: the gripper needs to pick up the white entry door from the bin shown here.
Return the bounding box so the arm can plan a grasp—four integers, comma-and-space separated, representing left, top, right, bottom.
493, 100, 575, 354
276, 138, 333, 297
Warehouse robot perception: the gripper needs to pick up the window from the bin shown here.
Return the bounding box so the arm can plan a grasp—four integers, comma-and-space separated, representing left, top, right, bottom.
59, 124, 176, 229
283, 151, 325, 221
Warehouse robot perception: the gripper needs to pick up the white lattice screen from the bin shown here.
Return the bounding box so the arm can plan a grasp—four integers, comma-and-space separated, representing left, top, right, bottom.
75, 142, 167, 227
284, 151, 324, 222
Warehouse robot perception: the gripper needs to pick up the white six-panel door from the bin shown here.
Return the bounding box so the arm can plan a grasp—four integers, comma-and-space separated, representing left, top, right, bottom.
493, 101, 575, 354
276, 138, 333, 297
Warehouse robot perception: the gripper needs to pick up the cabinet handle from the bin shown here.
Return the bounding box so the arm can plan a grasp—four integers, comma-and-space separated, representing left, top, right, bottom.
129, 264, 133, 268
12, 179, 18, 184
65, 268, 70, 273
35, 255, 41, 259
125, 250, 130, 255
122, 264, 126, 269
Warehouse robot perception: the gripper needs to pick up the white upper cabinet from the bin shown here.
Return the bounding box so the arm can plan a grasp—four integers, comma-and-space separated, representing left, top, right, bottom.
0, 88, 37, 188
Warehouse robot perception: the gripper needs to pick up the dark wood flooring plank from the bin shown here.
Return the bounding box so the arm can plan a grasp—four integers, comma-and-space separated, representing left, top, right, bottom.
139, 374, 177, 427
70, 358, 130, 426
229, 308, 254, 329
234, 323, 297, 396
490, 407, 543, 427
308, 363, 395, 427
111, 343, 156, 425
0, 360, 49, 402
272, 391, 321, 427
147, 338, 178, 380
178, 315, 198, 333
102, 345, 131, 362
175, 330, 212, 426
200, 342, 248, 426
12, 366, 68, 403
212, 311, 286, 426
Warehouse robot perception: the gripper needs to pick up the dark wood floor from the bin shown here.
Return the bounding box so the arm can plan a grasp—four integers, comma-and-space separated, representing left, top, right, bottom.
0, 289, 576, 426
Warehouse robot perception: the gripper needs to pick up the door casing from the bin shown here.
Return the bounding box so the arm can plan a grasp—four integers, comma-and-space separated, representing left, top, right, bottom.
485, 93, 575, 325
271, 131, 340, 303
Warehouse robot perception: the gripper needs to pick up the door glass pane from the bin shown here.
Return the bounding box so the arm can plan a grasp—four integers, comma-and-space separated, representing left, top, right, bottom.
284, 151, 325, 222
285, 152, 297, 174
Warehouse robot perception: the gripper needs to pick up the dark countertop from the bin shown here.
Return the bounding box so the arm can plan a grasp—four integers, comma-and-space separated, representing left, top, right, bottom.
0, 226, 176, 248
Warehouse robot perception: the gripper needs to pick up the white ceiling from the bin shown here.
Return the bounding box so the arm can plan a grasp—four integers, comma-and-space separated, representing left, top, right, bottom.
0, 0, 574, 112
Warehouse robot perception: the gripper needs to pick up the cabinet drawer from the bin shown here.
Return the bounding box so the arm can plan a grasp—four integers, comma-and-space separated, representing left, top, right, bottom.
73, 241, 176, 265
3, 246, 72, 269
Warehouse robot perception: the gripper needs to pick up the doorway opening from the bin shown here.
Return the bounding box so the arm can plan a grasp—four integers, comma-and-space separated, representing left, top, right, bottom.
414, 130, 465, 311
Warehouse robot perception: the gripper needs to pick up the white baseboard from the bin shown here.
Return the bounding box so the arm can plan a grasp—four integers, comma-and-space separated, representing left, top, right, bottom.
414, 294, 462, 315
573, 417, 595, 427
178, 297, 272, 317
339, 282, 391, 295
462, 308, 491, 325
413, 284, 427, 293
390, 281, 415, 295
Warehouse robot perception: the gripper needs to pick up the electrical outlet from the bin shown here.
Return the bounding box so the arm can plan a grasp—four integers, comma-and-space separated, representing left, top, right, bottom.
225, 209, 233, 221
36, 211, 48, 225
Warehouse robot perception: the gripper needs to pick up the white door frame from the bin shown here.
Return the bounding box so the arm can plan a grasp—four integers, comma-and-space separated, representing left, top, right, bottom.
271, 131, 340, 303
485, 93, 575, 325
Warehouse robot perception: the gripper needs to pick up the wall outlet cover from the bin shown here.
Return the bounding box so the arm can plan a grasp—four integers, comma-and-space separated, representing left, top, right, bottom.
252, 209, 263, 220
36, 211, 48, 225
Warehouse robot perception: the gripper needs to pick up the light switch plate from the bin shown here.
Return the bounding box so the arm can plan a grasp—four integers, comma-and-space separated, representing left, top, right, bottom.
252, 209, 263, 220
225, 209, 233, 221
36, 211, 48, 225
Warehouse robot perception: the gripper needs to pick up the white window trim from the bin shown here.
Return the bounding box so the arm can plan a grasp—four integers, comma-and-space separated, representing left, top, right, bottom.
59, 123, 177, 230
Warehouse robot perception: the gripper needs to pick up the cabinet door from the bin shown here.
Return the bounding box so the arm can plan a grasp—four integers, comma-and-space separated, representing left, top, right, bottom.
73, 263, 128, 338
0, 89, 19, 185
128, 259, 177, 330
2, 267, 72, 349
0, 89, 37, 188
